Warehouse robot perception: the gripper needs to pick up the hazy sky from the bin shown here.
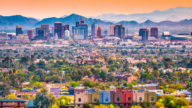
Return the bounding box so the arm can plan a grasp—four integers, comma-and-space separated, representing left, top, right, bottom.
0, 0, 192, 19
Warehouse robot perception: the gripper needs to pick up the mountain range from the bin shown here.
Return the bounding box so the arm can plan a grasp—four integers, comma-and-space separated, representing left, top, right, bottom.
0, 6, 192, 29
90, 6, 192, 22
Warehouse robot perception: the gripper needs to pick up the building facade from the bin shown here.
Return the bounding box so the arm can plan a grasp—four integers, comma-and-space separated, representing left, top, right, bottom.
99, 91, 111, 104
110, 91, 122, 106
72, 18, 88, 40
16, 26, 23, 36
97, 27, 102, 38
109, 25, 115, 36
151, 27, 158, 39
91, 24, 98, 37
88, 90, 100, 104
139, 28, 149, 41
27, 30, 33, 40
75, 91, 88, 108
54, 22, 64, 39
144, 91, 156, 108
114, 24, 125, 39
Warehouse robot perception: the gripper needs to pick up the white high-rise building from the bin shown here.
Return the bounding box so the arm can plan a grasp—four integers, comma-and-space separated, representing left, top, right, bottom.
65, 30, 70, 37
65, 30, 70, 39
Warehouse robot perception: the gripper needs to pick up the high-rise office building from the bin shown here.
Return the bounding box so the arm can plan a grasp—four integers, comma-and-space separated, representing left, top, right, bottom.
37, 30, 45, 39
139, 29, 146, 36
114, 24, 125, 39
54, 22, 63, 39
72, 18, 88, 40
64, 25, 69, 31
97, 27, 102, 38
65, 30, 70, 39
109, 25, 115, 36
27, 30, 33, 40
151, 27, 158, 39
140, 29, 149, 41
16, 26, 23, 36
91, 24, 98, 37
41, 24, 50, 38
7, 34, 12, 40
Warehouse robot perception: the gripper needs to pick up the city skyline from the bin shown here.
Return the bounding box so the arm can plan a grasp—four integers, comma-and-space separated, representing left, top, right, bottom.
0, 0, 192, 19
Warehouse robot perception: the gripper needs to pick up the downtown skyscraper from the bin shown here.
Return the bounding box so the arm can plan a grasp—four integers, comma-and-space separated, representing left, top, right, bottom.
114, 24, 125, 39
151, 27, 158, 39
91, 24, 98, 37
72, 18, 88, 40
16, 26, 23, 36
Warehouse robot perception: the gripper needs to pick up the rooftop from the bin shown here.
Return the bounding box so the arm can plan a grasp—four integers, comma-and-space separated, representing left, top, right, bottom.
0, 99, 26, 102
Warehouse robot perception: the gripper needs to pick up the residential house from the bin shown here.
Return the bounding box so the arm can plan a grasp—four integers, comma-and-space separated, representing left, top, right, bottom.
75, 91, 88, 108
144, 91, 156, 108
116, 89, 133, 108
50, 87, 60, 98
60, 87, 74, 103
0, 99, 26, 108
132, 83, 159, 90
132, 89, 145, 104
115, 75, 137, 83
88, 90, 100, 104
16, 90, 37, 98
99, 91, 111, 104
110, 91, 122, 106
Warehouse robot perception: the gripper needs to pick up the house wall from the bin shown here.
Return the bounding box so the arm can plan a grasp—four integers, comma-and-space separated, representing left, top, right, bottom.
121, 90, 133, 108
127, 75, 137, 83
0, 102, 26, 107
88, 90, 100, 104
99, 91, 111, 104
75, 91, 88, 108
144, 91, 157, 108
110, 91, 122, 106
132, 90, 145, 103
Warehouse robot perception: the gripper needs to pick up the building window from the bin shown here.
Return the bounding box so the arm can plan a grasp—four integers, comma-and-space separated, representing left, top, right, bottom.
79, 98, 81, 102
106, 98, 108, 101
151, 103, 155, 106
94, 98, 97, 101
128, 103, 130, 106
124, 103, 126, 106
118, 103, 120, 106
117, 97, 119, 101
139, 97, 142, 101
128, 97, 131, 101
78, 104, 80, 107
151, 97, 154, 101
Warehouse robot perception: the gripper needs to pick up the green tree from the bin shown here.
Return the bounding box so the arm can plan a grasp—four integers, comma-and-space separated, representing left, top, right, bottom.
176, 98, 189, 108
34, 89, 56, 108
171, 76, 179, 82
37, 60, 46, 69
99, 71, 107, 81
83, 103, 91, 108
70, 81, 79, 88
163, 95, 177, 108
28, 63, 37, 72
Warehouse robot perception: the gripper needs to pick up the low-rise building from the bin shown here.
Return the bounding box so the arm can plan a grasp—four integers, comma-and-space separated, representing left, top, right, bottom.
0, 99, 26, 108
99, 91, 111, 104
